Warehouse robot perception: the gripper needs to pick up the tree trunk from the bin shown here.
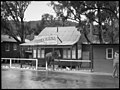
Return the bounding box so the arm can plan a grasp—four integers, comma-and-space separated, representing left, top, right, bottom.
21, 17, 25, 43
97, 2, 103, 44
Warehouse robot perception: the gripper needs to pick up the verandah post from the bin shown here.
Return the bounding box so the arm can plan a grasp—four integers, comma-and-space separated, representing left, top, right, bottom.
46, 60, 48, 70
10, 59, 12, 68
53, 48, 55, 70
36, 59, 38, 70
90, 44, 93, 72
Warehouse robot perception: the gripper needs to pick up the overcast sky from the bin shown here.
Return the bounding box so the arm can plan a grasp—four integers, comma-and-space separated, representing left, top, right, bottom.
24, 1, 56, 21
24, 1, 87, 22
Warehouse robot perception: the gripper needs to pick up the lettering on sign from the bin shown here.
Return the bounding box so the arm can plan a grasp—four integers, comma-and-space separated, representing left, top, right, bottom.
36, 35, 57, 45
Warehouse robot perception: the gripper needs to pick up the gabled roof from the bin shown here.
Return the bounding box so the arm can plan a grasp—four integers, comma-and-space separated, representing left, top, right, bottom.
20, 26, 81, 46
1, 35, 17, 42
1, 35, 30, 43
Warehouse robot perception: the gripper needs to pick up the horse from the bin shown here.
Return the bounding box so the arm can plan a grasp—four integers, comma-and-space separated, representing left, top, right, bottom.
45, 50, 60, 70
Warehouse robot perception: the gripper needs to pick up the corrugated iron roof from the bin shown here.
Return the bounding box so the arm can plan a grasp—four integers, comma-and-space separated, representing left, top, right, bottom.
1, 35, 17, 42
20, 26, 81, 46
1, 35, 30, 43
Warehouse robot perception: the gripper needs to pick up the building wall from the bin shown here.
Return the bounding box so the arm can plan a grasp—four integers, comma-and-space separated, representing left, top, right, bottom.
93, 44, 119, 73
1, 42, 20, 58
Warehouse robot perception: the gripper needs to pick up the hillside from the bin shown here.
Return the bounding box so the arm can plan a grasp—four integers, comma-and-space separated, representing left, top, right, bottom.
26, 20, 78, 29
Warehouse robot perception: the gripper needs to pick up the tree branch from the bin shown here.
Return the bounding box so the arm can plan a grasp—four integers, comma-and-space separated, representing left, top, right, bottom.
67, 7, 81, 21
82, 6, 119, 20
5, 1, 20, 26
2, 21, 21, 43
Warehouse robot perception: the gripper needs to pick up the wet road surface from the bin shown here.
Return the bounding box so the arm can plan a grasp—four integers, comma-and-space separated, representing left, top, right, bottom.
2, 68, 119, 89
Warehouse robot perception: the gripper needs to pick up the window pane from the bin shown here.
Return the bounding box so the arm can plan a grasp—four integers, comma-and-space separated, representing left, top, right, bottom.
33, 49, 36, 58
38, 49, 41, 58
68, 49, 71, 59
63, 49, 67, 58
72, 47, 76, 59
78, 49, 81, 59
41, 49, 45, 58
108, 49, 112, 53
108, 54, 112, 58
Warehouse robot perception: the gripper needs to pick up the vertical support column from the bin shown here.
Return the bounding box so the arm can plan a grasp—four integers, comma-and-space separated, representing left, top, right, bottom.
10, 59, 12, 68
76, 44, 78, 60
46, 60, 48, 70
90, 44, 93, 72
36, 59, 38, 70
70, 47, 72, 70
53, 48, 55, 70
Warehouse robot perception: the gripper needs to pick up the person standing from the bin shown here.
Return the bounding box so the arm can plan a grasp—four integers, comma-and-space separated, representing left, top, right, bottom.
112, 51, 119, 78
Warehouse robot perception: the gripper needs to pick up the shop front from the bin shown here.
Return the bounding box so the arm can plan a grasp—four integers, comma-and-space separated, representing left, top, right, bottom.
20, 27, 85, 68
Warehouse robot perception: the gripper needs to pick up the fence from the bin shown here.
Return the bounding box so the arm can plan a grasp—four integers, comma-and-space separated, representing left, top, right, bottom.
1, 58, 38, 70
52, 59, 92, 71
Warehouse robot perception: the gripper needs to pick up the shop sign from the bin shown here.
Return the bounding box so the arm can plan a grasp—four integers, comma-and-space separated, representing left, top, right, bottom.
37, 35, 57, 45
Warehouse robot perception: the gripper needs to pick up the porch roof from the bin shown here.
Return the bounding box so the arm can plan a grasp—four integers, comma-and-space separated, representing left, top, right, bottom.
1, 35, 30, 43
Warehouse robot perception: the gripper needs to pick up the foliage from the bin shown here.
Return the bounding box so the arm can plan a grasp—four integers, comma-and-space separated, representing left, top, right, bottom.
50, 1, 119, 44
1, 1, 31, 43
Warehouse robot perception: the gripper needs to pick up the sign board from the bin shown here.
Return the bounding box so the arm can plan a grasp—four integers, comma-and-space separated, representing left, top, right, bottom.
36, 35, 58, 45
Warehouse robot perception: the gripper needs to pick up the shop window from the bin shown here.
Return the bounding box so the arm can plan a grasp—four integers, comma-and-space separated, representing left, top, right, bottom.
72, 46, 76, 59
63, 49, 67, 58
106, 48, 113, 59
33, 49, 37, 58
41, 49, 45, 58
63, 48, 71, 59
13, 44, 17, 50
5, 43, 10, 51
78, 49, 81, 59
28, 47, 32, 51
38, 49, 41, 58
37, 48, 45, 58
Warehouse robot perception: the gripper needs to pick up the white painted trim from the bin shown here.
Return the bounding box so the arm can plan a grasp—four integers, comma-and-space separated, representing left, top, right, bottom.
54, 59, 91, 62
1, 58, 38, 70
106, 48, 113, 59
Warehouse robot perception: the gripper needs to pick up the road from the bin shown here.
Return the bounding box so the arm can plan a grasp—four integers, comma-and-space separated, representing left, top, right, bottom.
2, 68, 119, 89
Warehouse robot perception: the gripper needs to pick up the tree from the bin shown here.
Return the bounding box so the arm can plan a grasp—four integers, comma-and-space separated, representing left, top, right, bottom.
50, 1, 119, 44
1, 1, 31, 43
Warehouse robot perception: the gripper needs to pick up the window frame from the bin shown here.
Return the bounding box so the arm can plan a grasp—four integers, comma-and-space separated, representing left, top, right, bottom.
106, 48, 113, 59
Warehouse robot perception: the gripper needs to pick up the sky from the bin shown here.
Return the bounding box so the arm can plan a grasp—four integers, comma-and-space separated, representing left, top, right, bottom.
24, 1, 86, 22
24, 1, 56, 21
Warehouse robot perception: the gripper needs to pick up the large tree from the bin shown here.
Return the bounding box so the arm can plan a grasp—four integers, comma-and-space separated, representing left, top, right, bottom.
1, 1, 31, 43
50, 1, 119, 44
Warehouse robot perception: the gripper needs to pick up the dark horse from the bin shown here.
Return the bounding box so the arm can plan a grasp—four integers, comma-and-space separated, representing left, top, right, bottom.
45, 50, 60, 70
